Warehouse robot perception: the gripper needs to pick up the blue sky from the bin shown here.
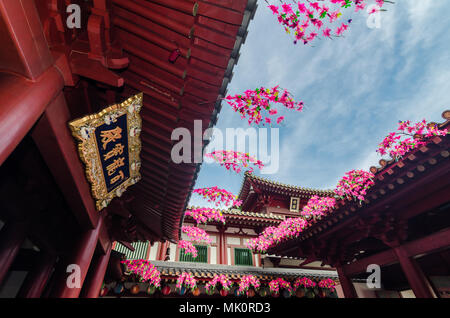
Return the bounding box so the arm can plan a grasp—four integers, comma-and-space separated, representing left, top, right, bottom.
188, 0, 450, 208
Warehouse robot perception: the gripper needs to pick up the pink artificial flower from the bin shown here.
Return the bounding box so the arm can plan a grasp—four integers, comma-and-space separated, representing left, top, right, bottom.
268, 5, 279, 15
323, 28, 332, 38
281, 3, 293, 14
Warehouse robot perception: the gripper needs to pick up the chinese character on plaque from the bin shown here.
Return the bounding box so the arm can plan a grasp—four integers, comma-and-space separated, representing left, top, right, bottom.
290, 197, 300, 212
69, 93, 143, 210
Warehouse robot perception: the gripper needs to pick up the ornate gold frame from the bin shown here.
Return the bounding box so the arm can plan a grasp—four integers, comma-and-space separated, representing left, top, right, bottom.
69, 93, 143, 211
290, 197, 300, 212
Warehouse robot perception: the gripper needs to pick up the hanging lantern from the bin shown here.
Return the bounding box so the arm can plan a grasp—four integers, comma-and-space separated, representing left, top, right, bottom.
282, 289, 292, 298
162, 285, 171, 296
306, 290, 315, 298
147, 286, 156, 295
247, 289, 255, 298
296, 288, 305, 298
328, 289, 337, 298
318, 289, 327, 298
130, 284, 140, 295
192, 288, 201, 297
178, 286, 187, 296
114, 283, 124, 295
259, 288, 268, 297
220, 289, 228, 297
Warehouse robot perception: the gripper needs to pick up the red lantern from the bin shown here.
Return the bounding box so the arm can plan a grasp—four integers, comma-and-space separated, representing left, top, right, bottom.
296, 289, 305, 298
130, 285, 140, 295
247, 289, 255, 298
192, 288, 201, 297
220, 289, 228, 297
162, 285, 171, 295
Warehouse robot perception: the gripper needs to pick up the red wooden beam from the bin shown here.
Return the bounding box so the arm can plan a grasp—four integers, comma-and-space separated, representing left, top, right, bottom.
32, 93, 99, 229
122, 42, 186, 79
401, 177, 450, 219
0, 0, 54, 79
81, 245, 112, 298
394, 246, 434, 298
123, 77, 180, 109
127, 63, 184, 96
336, 266, 358, 298
343, 249, 397, 277
197, 15, 240, 38
148, 0, 198, 16
70, 53, 125, 87
113, 5, 192, 49
305, 157, 450, 243
343, 227, 450, 276
114, 17, 190, 59
0, 221, 28, 286
0, 68, 64, 165
197, 2, 244, 25
403, 227, 450, 259
17, 252, 56, 298
112, 0, 194, 37
50, 214, 105, 297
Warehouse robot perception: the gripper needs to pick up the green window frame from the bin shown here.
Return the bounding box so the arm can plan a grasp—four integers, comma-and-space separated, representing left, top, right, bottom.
179, 245, 208, 263
234, 248, 253, 266
113, 241, 149, 260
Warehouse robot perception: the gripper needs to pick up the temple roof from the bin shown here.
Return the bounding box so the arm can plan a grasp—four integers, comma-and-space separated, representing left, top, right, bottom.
110, 0, 258, 243
269, 110, 450, 259
238, 172, 335, 200
225, 208, 284, 220
237, 172, 335, 212
184, 206, 285, 228
150, 260, 338, 281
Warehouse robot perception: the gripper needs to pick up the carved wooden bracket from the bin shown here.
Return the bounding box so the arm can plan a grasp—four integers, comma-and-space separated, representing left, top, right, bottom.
41, 0, 129, 87
373, 216, 408, 248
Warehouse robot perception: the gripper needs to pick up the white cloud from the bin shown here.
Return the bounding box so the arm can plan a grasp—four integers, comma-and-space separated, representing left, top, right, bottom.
190, 0, 450, 203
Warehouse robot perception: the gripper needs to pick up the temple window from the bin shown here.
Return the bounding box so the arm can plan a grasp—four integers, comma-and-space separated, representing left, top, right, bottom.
113, 242, 150, 260
179, 245, 208, 263
234, 248, 253, 266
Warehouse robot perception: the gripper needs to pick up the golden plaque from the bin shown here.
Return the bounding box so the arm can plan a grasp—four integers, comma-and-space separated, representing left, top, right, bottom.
69, 93, 143, 210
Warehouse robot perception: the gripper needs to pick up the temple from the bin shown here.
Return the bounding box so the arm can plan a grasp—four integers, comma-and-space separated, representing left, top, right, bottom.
0, 0, 258, 298
102, 172, 340, 298
269, 112, 450, 298
0, 0, 449, 299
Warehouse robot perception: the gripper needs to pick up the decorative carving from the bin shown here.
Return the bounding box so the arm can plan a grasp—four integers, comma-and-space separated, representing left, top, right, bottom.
69, 93, 143, 210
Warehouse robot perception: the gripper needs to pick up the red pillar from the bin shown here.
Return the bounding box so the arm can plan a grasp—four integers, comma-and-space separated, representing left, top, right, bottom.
0, 221, 27, 286
0, 0, 62, 166
336, 266, 358, 298
81, 244, 112, 298
50, 215, 104, 298
217, 229, 223, 264
219, 228, 227, 265
32, 93, 99, 230
17, 252, 56, 298
158, 241, 168, 261
394, 247, 434, 298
